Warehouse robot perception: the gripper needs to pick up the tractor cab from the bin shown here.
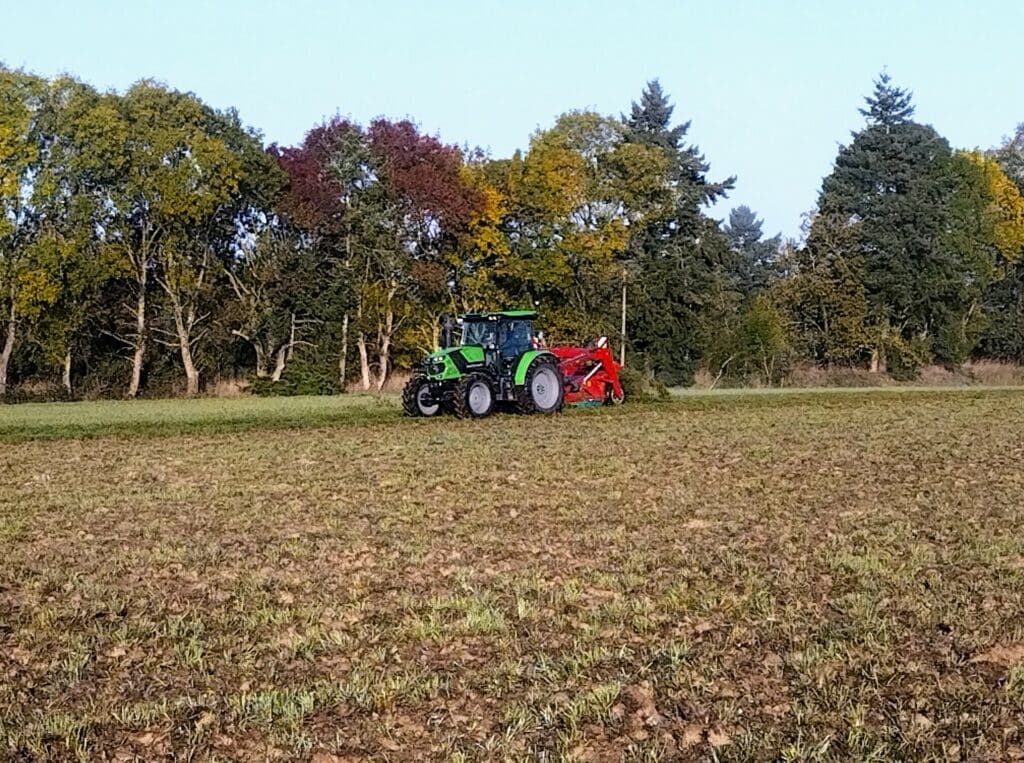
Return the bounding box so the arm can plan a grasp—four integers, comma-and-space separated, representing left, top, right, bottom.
459, 311, 536, 365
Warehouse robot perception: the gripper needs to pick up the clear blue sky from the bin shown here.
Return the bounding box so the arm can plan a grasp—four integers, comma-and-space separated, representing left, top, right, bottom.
3, 0, 1022, 238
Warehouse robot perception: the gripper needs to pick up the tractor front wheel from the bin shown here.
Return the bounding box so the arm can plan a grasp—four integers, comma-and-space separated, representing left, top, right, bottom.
454, 373, 495, 419
402, 374, 441, 417
516, 357, 564, 414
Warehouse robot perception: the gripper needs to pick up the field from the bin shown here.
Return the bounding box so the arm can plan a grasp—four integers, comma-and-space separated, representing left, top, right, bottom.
3, 390, 1024, 761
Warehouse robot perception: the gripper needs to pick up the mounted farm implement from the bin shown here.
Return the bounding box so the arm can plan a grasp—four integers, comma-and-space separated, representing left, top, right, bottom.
402, 310, 624, 419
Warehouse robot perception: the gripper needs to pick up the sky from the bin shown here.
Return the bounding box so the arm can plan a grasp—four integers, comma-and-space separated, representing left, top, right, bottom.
2, 0, 1022, 238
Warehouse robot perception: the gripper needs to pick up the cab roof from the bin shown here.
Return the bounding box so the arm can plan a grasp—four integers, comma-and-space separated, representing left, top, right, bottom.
461, 310, 537, 321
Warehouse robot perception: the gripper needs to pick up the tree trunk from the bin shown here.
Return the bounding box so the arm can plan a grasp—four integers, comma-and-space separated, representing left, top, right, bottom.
180, 343, 200, 395
869, 346, 886, 374
271, 344, 288, 382
357, 333, 371, 391
620, 273, 627, 367
171, 301, 199, 395
376, 307, 394, 392
253, 342, 268, 378
339, 313, 349, 388
128, 267, 147, 398
376, 336, 390, 391
268, 315, 298, 383
63, 348, 72, 397
0, 301, 16, 398
285, 313, 296, 362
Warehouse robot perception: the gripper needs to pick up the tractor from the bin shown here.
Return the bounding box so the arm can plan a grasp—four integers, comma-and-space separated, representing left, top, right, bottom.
402, 310, 563, 418
402, 310, 624, 418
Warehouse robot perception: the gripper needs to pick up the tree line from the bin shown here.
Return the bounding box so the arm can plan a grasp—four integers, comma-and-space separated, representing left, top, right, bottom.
1, 67, 1023, 398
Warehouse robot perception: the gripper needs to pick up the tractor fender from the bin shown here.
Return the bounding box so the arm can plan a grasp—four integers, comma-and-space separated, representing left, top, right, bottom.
513, 350, 558, 386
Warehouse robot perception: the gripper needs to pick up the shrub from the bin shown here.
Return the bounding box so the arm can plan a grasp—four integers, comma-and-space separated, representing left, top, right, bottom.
618, 366, 670, 402
250, 363, 340, 397
883, 333, 931, 381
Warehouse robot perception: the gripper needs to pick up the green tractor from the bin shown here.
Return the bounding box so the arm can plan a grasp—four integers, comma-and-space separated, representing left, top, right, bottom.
402, 310, 564, 418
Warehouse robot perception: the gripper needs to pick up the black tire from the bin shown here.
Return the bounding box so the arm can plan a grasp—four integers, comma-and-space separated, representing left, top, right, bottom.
453, 373, 495, 419
516, 356, 564, 414
402, 374, 441, 417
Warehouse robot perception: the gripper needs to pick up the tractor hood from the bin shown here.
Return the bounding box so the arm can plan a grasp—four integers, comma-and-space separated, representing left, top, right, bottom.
427, 344, 485, 363
422, 345, 485, 379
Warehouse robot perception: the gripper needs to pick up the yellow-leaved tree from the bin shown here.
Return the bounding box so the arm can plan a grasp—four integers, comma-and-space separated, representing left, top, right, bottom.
944, 151, 1024, 362
0, 68, 47, 396
489, 111, 669, 343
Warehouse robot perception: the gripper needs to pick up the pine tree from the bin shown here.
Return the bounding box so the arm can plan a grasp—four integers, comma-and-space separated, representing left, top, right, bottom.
623, 79, 734, 212
623, 79, 686, 152
858, 72, 915, 129
724, 205, 783, 293
621, 80, 739, 383
724, 205, 764, 250
817, 73, 1013, 372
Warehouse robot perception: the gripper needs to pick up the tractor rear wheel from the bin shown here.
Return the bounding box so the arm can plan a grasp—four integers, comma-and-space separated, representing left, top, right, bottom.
454, 373, 495, 419
516, 356, 564, 414
402, 374, 441, 417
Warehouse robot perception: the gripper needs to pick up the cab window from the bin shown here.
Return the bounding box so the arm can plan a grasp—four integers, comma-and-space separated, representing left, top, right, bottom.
499, 320, 532, 356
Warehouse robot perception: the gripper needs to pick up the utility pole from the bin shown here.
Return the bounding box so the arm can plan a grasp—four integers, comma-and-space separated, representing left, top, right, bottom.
620, 268, 627, 367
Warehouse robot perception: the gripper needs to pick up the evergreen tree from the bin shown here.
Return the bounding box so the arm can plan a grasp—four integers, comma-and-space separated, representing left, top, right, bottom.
621, 80, 740, 384
817, 73, 985, 370
724, 205, 783, 293
623, 79, 734, 219
623, 80, 686, 153
858, 72, 915, 128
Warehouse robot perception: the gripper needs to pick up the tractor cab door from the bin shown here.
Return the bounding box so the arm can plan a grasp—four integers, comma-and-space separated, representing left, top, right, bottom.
495, 319, 533, 399
498, 319, 533, 360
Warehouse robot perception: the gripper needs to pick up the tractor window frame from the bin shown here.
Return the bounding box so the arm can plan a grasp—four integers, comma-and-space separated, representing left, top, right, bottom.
461, 320, 495, 348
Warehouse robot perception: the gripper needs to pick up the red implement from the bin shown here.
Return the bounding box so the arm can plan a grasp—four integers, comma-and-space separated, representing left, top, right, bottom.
549, 337, 624, 406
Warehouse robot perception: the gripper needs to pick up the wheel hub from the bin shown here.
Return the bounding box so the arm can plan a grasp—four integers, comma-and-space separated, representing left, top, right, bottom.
468, 382, 492, 414
417, 385, 440, 415
531, 367, 559, 409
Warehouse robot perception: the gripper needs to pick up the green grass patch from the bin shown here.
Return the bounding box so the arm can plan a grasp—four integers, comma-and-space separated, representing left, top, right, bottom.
0, 393, 399, 442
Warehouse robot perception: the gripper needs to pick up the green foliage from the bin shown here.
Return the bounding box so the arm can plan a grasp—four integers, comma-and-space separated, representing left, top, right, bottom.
775, 214, 869, 364
809, 73, 1022, 372
249, 362, 340, 397
724, 205, 783, 293
881, 331, 932, 381
978, 260, 1024, 361
621, 81, 741, 385
617, 365, 669, 401
628, 224, 741, 385
858, 72, 915, 127
3, 65, 1024, 398
709, 296, 792, 386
